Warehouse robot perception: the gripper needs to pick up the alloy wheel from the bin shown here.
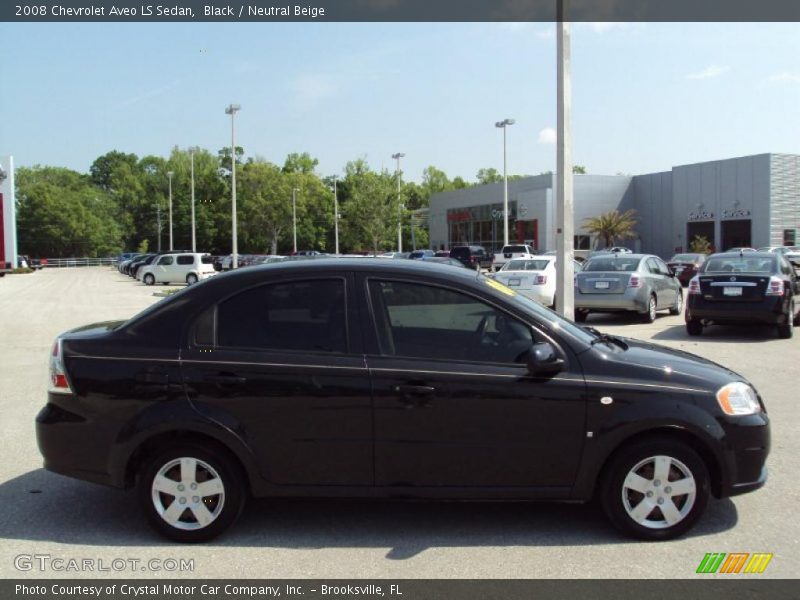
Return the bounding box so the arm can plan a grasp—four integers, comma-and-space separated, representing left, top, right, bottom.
151, 457, 226, 531
621, 455, 696, 530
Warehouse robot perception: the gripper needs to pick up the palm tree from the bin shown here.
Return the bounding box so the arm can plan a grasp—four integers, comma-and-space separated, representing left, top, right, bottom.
583, 209, 638, 248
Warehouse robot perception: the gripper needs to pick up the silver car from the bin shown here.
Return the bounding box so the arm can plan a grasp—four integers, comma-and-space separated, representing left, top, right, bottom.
575, 253, 683, 323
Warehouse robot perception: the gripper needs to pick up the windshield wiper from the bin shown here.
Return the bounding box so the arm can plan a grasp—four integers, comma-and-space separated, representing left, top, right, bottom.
583, 326, 629, 350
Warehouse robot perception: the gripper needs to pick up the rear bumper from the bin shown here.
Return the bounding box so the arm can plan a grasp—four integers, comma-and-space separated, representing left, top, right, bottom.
575, 289, 648, 312
516, 288, 555, 306
687, 296, 786, 324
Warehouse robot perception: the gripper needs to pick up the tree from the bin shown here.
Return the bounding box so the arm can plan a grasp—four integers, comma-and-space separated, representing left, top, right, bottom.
346, 167, 398, 253
421, 166, 452, 197
690, 235, 712, 254
572, 165, 587, 174
476, 168, 503, 185
282, 152, 319, 174
583, 209, 638, 248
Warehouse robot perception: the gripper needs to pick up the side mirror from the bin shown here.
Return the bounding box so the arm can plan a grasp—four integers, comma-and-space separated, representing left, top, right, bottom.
526, 342, 565, 376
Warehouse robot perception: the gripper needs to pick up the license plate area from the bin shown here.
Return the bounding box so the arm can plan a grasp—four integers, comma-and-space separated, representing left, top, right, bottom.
723, 287, 743, 296
508, 278, 521, 286
595, 281, 610, 289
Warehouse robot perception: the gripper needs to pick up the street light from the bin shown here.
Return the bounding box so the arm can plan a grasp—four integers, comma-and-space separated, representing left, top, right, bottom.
190, 149, 196, 253
225, 103, 241, 268
166, 170, 174, 251
292, 187, 299, 254
332, 176, 340, 255
495, 118, 515, 247
392, 152, 405, 252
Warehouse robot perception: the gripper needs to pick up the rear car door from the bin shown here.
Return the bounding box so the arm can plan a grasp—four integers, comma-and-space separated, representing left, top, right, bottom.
181, 275, 373, 486
361, 276, 586, 491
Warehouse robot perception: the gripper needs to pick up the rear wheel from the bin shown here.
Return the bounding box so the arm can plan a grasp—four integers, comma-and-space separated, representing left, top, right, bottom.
641, 294, 657, 323
778, 298, 794, 339
143, 273, 155, 286
601, 438, 710, 541
686, 319, 703, 336
669, 291, 683, 316
186, 273, 198, 285
138, 443, 246, 543
575, 309, 588, 323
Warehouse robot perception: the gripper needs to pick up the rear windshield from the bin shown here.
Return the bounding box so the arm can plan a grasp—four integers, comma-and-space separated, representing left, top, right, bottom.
704, 257, 776, 273
670, 254, 702, 263
505, 259, 551, 271
583, 257, 641, 272
503, 245, 528, 253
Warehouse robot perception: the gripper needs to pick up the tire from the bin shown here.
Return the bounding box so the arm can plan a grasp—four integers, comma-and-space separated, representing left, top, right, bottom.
186, 273, 198, 285
137, 443, 246, 543
600, 438, 710, 541
143, 273, 155, 286
575, 309, 588, 323
686, 319, 703, 336
669, 291, 683, 316
778, 298, 794, 339
641, 294, 657, 323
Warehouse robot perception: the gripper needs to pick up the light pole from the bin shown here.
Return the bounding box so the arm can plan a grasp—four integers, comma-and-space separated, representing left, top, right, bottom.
225, 103, 241, 268
156, 202, 162, 252
292, 187, 299, 253
166, 170, 174, 251
333, 176, 340, 255
190, 149, 196, 253
495, 118, 515, 248
392, 152, 405, 252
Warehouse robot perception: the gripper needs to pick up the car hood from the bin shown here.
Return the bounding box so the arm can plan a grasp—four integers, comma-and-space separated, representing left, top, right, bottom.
62, 320, 127, 338
587, 336, 746, 394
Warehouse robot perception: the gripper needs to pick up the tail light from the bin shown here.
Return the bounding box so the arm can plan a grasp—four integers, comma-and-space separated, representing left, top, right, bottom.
765, 276, 784, 296
628, 275, 642, 288
49, 339, 72, 395
534, 275, 547, 285
688, 276, 701, 295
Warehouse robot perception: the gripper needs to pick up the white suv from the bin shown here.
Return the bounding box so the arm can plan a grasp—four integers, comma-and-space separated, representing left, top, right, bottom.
491, 244, 536, 272
139, 253, 216, 286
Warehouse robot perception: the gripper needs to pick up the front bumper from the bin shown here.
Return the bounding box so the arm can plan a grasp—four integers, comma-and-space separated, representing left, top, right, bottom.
718, 412, 770, 498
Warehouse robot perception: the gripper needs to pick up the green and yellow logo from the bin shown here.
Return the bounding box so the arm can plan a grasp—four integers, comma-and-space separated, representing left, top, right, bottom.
696, 553, 773, 574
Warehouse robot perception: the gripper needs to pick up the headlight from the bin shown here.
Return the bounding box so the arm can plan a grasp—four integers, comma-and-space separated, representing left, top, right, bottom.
716, 382, 760, 416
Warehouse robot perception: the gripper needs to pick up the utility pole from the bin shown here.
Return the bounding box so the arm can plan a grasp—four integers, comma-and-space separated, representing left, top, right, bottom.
190, 149, 196, 253
333, 176, 340, 255
392, 152, 405, 252
156, 202, 162, 253
555, 0, 575, 319
495, 119, 515, 247
166, 171, 174, 251
292, 187, 299, 253
225, 103, 241, 268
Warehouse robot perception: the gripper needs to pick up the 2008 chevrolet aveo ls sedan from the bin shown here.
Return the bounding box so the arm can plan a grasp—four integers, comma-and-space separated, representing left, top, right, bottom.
37, 259, 769, 542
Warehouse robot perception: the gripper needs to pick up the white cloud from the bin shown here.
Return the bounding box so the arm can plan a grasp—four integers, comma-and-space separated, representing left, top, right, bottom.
538, 127, 557, 145
767, 71, 800, 84
687, 65, 731, 80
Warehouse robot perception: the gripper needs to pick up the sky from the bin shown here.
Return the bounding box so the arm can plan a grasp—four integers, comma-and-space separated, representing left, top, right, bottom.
1, 21, 799, 183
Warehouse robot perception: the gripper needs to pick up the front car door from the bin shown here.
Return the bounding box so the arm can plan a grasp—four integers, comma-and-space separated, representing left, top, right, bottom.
181, 274, 373, 487
360, 275, 587, 494
155, 255, 174, 283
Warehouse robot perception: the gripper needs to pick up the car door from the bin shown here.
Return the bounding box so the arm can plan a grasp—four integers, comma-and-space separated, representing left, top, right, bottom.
154, 255, 174, 283
360, 275, 587, 491
181, 274, 374, 486
645, 257, 667, 308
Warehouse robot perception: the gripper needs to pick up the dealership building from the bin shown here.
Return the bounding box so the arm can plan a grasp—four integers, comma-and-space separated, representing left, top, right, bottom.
428, 153, 800, 259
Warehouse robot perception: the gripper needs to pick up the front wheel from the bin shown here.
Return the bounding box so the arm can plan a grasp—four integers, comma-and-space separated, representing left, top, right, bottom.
600, 438, 710, 541
143, 273, 155, 286
669, 291, 683, 316
641, 294, 657, 323
138, 443, 246, 543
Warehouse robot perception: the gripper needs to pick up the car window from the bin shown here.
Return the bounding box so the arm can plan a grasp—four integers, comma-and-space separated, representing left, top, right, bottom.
583, 257, 641, 272
217, 279, 347, 353
157, 256, 174, 266
504, 245, 527, 253
505, 259, 552, 271
177, 255, 194, 265
368, 280, 533, 364
704, 257, 776, 273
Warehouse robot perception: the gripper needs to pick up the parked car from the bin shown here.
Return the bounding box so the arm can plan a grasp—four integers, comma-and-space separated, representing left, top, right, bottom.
139, 253, 216, 286
120, 253, 149, 275
128, 254, 157, 279
450, 245, 493, 271
492, 244, 537, 272
434, 250, 451, 258
725, 247, 757, 253
37, 258, 770, 542
380, 252, 411, 259
685, 251, 800, 338
408, 249, 435, 260
574, 254, 683, 323
666, 253, 707, 286
493, 257, 582, 308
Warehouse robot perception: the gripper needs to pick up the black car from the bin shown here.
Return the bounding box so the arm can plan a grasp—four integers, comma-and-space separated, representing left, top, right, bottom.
129, 254, 157, 279
450, 245, 493, 270
38, 259, 769, 542
686, 251, 800, 338
666, 253, 707, 287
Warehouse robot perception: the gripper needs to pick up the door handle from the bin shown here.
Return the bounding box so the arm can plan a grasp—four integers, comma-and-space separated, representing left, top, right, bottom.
393, 384, 436, 395
203, 374, 247, 385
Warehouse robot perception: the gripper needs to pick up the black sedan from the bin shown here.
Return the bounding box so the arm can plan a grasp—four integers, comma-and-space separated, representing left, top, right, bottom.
686, 252, 800, 338
38, 260, 769, 542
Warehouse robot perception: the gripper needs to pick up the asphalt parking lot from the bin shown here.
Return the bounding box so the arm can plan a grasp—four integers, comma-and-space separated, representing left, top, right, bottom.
0, 267, 797, 579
